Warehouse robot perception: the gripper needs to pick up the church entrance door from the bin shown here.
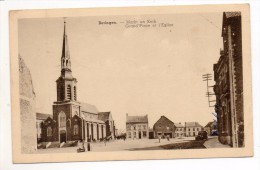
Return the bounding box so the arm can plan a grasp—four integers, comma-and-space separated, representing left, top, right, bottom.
60, 130, 67, 143
139, 131, 142, 139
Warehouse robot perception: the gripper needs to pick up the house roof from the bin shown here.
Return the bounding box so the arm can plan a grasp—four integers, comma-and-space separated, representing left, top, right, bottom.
205, 122, 214, 128
224, 12, 241, 19
175, 123, 184, 128
36, 112, 52, 120
185, 122, 203, 127
98, 112, 112, 121
80, 102, 99, 114
126, 114, 148, 123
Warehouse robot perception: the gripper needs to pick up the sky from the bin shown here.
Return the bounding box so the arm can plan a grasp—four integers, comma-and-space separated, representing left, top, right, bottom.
18, 13, 223, 131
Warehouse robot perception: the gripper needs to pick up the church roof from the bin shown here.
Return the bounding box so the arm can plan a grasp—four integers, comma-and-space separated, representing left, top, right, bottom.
81, 112, 105, 124
80, 102, 99, 114
36, 112, 53, 120
185, 122, 203, 127
98, 112, 112, 121
126, 114, 148, 123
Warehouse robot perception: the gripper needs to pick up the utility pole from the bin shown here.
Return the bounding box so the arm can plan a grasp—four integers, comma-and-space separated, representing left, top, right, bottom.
202, 73, 216, 107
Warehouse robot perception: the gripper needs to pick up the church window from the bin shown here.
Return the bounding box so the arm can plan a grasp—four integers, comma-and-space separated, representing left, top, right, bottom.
74, 86, 77, 100
47, 127, 52, 137
59, 112, 66, 128
67, 85, 71, 100
73, 125, 79, 135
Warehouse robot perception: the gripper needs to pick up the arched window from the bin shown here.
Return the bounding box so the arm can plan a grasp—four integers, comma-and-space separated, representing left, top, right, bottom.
67, 85, 71, 100
73, 124, 79, 135
47, 127, 52, 137
59, 111, 66, 128
74, 86, 77, 100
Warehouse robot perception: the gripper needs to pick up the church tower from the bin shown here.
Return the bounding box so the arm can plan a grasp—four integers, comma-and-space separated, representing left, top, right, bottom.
53, 20, 82, 143
56, 20, 77, 102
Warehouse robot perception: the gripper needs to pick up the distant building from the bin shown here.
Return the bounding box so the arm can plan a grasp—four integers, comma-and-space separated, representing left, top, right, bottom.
126, 114, 149, 139
204, 121, 218, 136
36, 113, 52, 142
174, 122, 185, 138
98, 112, 115, 139
185, 122, 203, 137
153, 116, 175, 138
214, 12, 244, 147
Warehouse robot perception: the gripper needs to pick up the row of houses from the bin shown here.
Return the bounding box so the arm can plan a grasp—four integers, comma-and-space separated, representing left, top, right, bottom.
126, 114, 216, 139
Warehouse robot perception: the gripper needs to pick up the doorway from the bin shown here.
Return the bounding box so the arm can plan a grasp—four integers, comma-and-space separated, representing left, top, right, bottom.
139, 131, 142, 139
60, 130, 66, 143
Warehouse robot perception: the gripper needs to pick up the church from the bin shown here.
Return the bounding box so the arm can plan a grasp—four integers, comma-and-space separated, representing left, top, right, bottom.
40, 21, 115, 143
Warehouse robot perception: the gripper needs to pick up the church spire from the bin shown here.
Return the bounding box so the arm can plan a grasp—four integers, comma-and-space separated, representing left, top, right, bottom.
61, 19, 71, 71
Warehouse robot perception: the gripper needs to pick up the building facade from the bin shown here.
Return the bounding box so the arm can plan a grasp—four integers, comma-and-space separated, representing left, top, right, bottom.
153, 116, 176, 138
214, 12, 244, 147
126, 114, 149, 139
40, 21, 116, 143
174, 123, 185, 138
204, 121, 218, 136
98, 112, 116, 139
184, 122, 203, 137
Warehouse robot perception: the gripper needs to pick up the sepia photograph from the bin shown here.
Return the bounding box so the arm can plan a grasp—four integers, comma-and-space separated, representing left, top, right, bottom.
10, 4, 252, 163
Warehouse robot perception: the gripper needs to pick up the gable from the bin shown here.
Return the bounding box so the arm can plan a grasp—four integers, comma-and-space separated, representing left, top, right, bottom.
153, 116, 174, 128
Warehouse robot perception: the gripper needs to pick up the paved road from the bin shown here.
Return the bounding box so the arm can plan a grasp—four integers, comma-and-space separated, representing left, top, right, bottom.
36, 136, 230, 153
203, 136, 231, 148
37, 137, 195, 153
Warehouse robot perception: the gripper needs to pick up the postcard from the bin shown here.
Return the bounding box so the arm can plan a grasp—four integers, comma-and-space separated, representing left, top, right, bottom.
10, 4, 252, 163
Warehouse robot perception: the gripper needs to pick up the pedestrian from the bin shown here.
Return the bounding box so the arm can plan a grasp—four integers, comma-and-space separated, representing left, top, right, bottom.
82, 140, 85, 149
167, 135, 170, 141
159, 136, 161, 143
87, 137, 91, 151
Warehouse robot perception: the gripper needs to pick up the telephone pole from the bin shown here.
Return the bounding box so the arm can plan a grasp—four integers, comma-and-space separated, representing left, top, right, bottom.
202, 73, 216, 107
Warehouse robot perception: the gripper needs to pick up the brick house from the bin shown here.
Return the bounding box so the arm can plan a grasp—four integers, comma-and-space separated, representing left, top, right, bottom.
153, 116, 175, 138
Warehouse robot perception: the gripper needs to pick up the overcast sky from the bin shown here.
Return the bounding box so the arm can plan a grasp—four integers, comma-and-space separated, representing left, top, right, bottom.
18, 13, 223, 130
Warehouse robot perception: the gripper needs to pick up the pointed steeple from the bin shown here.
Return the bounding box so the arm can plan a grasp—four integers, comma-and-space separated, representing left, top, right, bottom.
61, 19, 71, 71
